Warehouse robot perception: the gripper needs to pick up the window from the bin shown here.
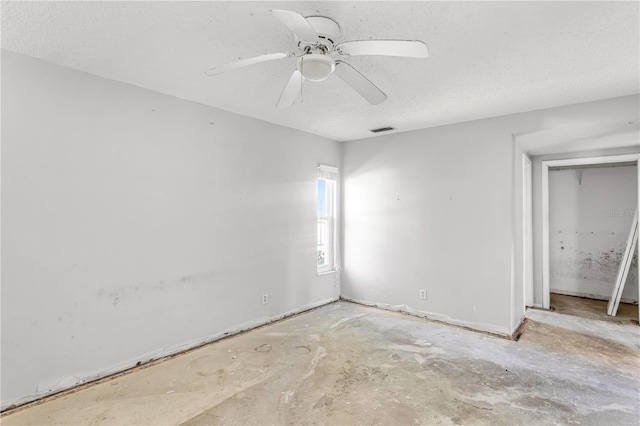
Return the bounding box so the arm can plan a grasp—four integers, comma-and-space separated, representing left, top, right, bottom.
317, 165, 338, 274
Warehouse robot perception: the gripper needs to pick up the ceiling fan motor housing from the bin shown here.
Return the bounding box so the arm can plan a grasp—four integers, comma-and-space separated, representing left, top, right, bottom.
298, 16, 342, 50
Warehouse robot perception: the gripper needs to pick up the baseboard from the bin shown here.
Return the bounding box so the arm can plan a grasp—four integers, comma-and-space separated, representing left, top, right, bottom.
0, 297, 339, 414
339, 296, 512, 339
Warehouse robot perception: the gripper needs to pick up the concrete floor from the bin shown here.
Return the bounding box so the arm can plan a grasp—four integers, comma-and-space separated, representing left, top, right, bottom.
550, 292, 639, 323
2, 301, 639, 425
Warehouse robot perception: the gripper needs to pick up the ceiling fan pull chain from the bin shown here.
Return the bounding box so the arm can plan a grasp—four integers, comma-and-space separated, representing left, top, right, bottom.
300, 58, 304, 103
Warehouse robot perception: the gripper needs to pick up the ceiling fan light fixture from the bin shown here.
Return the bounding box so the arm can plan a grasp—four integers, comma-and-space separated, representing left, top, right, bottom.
300, 54, 335, 82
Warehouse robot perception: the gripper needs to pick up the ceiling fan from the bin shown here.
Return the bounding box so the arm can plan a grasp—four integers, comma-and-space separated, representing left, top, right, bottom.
205, 10, 428, 108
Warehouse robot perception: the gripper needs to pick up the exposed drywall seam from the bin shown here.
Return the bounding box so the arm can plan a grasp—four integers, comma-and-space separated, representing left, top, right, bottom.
339, 296, 514, 339
0, 297, 339, 414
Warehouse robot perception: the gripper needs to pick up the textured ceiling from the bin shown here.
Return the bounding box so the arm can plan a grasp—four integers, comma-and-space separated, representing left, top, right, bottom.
2, 1, 639, 141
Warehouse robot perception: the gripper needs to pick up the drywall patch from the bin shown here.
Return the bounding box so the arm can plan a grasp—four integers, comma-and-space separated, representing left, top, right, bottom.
35, 376, 82, 394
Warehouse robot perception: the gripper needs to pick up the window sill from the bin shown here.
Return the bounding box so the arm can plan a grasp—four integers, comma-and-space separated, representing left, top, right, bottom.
317, 269, 336, 276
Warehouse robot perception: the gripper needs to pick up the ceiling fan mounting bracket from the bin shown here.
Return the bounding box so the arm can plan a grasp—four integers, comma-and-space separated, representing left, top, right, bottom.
296, 15, 341, 51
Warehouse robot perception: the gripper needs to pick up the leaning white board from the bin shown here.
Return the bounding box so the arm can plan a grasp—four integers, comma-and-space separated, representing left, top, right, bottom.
607, 209, 638, 316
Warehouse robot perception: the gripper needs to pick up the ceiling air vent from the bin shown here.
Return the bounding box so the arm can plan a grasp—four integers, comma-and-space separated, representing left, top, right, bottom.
370, 126, 396, 133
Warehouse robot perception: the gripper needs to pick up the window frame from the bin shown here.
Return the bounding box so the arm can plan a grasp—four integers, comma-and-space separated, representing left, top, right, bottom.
317, 165, 338, 275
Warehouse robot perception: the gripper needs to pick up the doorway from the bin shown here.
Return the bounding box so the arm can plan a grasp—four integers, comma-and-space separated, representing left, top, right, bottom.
541, 154, 639, 320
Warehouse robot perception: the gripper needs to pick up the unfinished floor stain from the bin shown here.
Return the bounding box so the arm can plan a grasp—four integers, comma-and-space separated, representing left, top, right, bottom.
550, 292, 638, 323
2, 301, 638, 425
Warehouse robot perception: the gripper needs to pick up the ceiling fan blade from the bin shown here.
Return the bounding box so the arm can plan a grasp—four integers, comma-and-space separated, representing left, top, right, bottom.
270, 10, 320, 43
334, 61, 387, 105
276, 70, 304, 108
337, 40, 428, 58
205, 53, 291, 76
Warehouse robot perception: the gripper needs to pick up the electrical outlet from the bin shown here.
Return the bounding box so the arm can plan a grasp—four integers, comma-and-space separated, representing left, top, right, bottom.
262, 294, 268, 305
419, 289, 427, 300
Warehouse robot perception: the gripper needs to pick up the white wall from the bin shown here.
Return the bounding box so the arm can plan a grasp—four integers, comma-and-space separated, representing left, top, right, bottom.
548, 165, 638, 302
341, 121, 513, 335
0, 51, 340, 408
342, 95, 640, 336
